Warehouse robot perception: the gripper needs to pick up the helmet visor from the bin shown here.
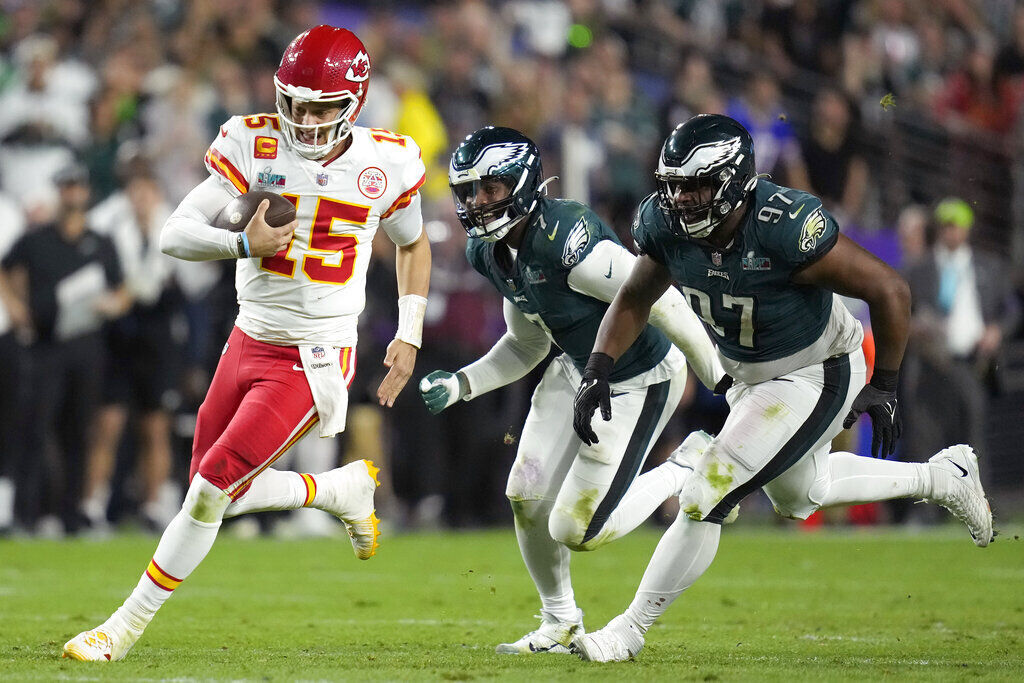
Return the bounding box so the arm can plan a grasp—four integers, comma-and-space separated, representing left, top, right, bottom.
450, 176, 517, 235
275, 91, 360, 158
656, 172, 728, 237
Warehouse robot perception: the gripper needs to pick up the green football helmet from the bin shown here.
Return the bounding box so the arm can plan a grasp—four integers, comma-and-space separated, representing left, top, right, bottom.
449, 126, 544, 241
656, 114, 758, 239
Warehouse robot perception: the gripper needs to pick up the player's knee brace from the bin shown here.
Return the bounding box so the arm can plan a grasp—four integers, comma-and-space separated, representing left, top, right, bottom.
183, 474, 231, 524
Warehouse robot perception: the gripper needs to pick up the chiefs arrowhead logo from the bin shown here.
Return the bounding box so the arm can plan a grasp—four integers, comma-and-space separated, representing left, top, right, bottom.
346, 51, 370, 82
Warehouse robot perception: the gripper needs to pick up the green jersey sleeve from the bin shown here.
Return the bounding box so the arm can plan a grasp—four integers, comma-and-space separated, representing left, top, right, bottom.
630, 193, 667, 264
770, 196, 840, 268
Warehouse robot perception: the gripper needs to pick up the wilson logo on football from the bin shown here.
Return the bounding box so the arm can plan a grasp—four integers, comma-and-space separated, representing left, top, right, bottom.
346, 51, 370, 82
358, 167, 387, 199
254, 136, 278, 159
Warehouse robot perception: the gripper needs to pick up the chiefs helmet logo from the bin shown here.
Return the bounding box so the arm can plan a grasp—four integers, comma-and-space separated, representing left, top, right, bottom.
347, 51, 370, 82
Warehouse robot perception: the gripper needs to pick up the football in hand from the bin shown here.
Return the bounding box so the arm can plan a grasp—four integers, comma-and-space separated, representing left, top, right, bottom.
212, 190, 296, 232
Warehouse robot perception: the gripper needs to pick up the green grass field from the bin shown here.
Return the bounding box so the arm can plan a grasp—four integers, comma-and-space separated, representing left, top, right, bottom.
1, 523, 1022, 681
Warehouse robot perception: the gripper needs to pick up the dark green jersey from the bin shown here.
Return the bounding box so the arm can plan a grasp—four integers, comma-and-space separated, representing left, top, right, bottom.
467, 197, 670, 382
632, 180, 839, 363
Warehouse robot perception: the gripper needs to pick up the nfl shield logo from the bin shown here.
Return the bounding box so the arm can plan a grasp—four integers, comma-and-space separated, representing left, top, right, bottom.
316, 173, 329, 187
711, 251, 722, 266
312, 346, 325, 359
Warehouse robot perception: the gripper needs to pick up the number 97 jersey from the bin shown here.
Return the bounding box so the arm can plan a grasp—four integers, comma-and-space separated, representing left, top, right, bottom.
632, 179, 863, 383
205, 113, 426, 347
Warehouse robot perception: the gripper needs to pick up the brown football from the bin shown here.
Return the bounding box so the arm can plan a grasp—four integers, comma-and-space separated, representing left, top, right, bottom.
212, 190, 296, 232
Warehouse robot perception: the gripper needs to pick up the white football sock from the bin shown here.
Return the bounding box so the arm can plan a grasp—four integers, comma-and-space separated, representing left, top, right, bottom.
624, 516, 721, 633
816, 451, 931, 507
110, 476, 230, 635
511, 499, 578, 623
223, 468, 312, 518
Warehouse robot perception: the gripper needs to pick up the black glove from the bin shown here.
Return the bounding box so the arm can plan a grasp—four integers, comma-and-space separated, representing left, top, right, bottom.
713, 374, 734, 395
843, 368, 901, 458
573, 352, 614, 446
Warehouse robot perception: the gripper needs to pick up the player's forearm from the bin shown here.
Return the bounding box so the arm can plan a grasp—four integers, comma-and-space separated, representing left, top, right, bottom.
395, 230, 430, 298
161, 178, 238, 261
394, 230, 431, 348
649, 288, 724, 389
865, 276, 911, 372
459, 331, 550, 398
592, 288, 649, 362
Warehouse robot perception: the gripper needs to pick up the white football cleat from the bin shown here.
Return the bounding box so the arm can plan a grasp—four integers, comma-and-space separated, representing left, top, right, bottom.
571, 613, 645, 662
62, 623, 137, 662
495, 609, 584, 654
668, 431, 739, 524
314, 459, 381, 559
923, 445, 993, 547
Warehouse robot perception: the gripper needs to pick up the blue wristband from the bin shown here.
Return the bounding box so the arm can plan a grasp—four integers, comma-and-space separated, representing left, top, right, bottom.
240, 233, 251, 258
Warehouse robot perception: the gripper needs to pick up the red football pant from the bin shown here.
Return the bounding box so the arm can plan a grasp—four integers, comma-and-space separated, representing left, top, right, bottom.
189, 327, 355, 499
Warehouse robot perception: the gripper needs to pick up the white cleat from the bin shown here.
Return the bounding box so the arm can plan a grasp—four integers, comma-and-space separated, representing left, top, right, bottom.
668, 431, 739, 524
923, 445, 993, 547
495, 609, 584, 654
314, 459, 381, 559
62, 623, 137, 662
571, 613, 645, 662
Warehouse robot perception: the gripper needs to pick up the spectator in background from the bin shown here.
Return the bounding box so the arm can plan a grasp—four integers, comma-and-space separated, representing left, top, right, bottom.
81, 159, 212, 532
659, 53, 724, 137
903, 198, 1020, 471
0, 34, 93, 223
936, 37, 1021, 135
895, 203, 929, 269
0, 191, 28, 533
0, 164, 129, 535
587, 36, 659, 230
799, 87, 869, 227
725, 68, 809, 189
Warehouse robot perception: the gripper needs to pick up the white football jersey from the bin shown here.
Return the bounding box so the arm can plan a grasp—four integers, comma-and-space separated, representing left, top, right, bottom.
204, 113, 425, 347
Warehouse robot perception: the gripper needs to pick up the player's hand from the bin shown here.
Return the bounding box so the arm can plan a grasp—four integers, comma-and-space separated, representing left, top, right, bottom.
843, 370, 901, 458
377, 338, 417, 407
418, 370, 464, 414
573, 352, 615, 446
245, 199, 296, 257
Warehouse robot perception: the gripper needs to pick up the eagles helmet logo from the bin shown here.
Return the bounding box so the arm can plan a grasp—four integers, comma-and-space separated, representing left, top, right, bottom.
477, 142, 532, 176
675, 137, 743, 176
799, 209, 828, 252
562, 217, 591, 267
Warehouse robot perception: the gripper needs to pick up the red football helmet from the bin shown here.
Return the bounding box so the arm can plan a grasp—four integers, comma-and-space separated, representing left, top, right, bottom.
274, 25, 370, 159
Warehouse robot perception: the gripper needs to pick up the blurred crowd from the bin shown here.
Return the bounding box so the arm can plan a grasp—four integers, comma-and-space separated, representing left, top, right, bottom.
0, 0, 1021, 537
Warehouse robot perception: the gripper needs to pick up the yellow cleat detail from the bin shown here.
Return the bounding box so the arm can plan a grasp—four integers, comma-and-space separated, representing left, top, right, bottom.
362, 459, 381, 487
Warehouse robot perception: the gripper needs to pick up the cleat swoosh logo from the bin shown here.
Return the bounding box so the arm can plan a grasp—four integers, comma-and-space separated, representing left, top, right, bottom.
950, 461, 968, 478
529, 642, 557, 653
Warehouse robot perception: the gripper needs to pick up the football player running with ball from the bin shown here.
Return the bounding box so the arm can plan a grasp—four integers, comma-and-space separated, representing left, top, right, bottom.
420, 126, 728, 654
571, 114, 994, 662
63, 26, 432, 662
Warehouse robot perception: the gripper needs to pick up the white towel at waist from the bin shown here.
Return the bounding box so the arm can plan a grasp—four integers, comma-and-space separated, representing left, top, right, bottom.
298, 344, 353, 437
